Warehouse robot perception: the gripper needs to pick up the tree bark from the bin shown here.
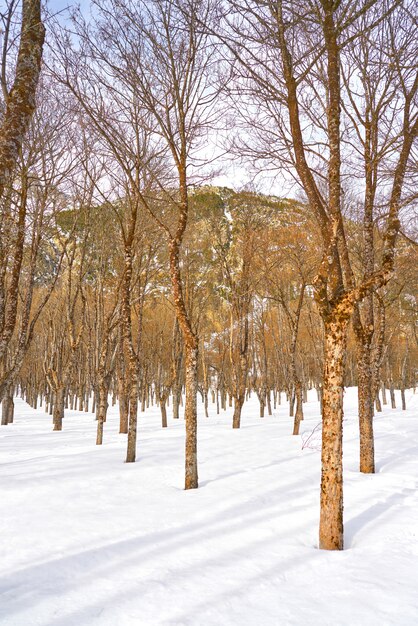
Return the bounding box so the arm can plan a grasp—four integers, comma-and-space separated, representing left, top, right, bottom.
390, 381, 396, 409
184, 344, 198, 489
319, 318, 347, 551
96, 381, 109, 445
126, 382, 138, 462
381, 382, 387, 405
232, 352, 247, 429
259, 392, 265, 418
232, 395, 244, 429
1, 395, 9, 426
119, 392, 128, 433
0, 0, 45, 200
401, 386, 406, 411
53, 387, 65, 432
292, 381, 304, 436
160, 397, 168, 428
356, 340, 375, 473
7, 388, 14, 423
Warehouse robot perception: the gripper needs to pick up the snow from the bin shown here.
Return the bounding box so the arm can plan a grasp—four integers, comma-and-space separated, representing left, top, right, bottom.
1, 388, 418, 626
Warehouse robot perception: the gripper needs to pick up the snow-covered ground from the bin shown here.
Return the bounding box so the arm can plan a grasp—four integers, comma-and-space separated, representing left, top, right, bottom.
1, 388, 417, 626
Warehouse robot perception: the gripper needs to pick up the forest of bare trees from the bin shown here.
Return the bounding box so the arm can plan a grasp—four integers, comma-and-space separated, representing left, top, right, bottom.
1, 0, 417, 553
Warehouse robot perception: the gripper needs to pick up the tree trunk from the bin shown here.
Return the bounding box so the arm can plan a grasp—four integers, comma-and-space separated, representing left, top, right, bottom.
172, 387, 181, 419
1, 395, 9, 425
401, 386, 406, 411
221, 387, 226, 411
1, 385, 14, 425
120, 239, 138, 463
126, 383, 138, 463
390, 381, 396, 409
184, 345, 198, 489
292, 381, 304, 435
289, 388, 295, 417
267, 390, 272, 415
53, 387, 65, 431
203, 389, 209, 418
161, 397, 168, 428
0, 0, 45, 202
381, 382, 387, 405
259, 392, 265, 418
319, 318, 347, 551
118, 381, 128, 434
96, 382, 109, 445
400, 356, 407, 410
232, 395, 244, 429
7, 389, 14, 423
356, 342, 375, 473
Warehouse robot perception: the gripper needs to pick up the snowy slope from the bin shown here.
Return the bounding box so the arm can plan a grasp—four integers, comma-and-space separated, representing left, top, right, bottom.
1, 388, 417, 626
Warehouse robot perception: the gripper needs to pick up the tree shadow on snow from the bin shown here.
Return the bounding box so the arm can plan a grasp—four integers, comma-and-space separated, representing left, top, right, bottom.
344, 490, 410, 548
0, 478, 315, 623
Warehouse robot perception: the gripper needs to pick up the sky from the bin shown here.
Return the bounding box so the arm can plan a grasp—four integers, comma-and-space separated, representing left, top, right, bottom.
47, 0, 293, 197
53, 0, 90, 11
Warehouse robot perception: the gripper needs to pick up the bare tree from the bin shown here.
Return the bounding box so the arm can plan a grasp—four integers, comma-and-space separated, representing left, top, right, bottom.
0, 76, 75, 402
0, 0, 45, 398
220, 0, 418, 549
52, 5, 166, 462
68, 0, 219, 487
